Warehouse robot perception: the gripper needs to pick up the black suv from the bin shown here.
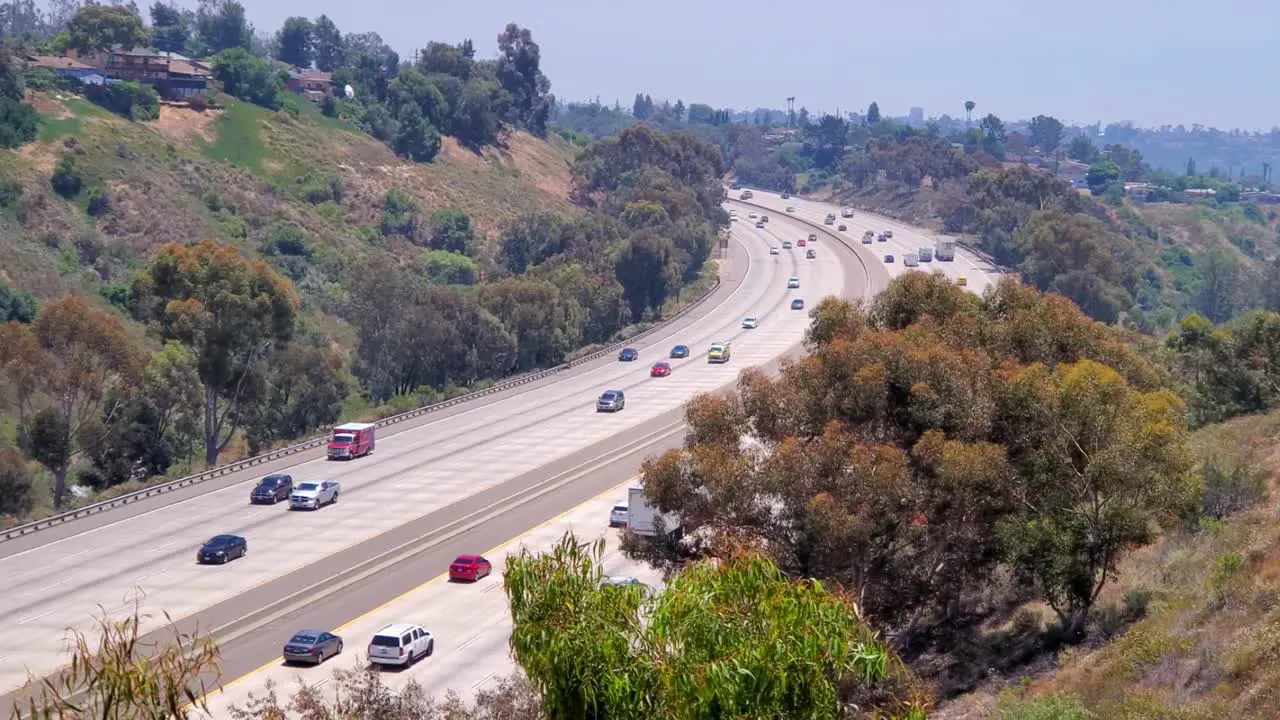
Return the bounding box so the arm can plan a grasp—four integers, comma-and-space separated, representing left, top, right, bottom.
250, 474, 293, 504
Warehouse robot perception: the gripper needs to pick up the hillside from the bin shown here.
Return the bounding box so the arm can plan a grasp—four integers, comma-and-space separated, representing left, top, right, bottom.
1, 91, 579, 303
938, 408, 1280, 719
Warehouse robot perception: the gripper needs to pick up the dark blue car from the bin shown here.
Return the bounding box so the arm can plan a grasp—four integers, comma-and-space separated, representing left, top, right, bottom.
198, 534, 247, 564
670, 344, 690, 359
249, 474, 292, 504
618, 347, 639, 361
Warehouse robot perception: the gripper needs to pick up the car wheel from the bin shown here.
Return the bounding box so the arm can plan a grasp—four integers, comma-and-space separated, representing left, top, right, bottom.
336, 641, 343, 655
332, 491, 339, 504
241, 546, 247, 559
426, 640, 434, 657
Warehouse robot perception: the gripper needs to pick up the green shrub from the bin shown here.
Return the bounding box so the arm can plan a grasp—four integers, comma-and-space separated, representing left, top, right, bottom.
50, 155, 83, 198
88, 80, 160, 121
86, 187, 110, 216
0, 97, 39, 148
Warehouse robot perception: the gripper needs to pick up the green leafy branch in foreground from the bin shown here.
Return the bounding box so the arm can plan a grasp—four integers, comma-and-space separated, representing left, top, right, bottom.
505, 533, 927, 720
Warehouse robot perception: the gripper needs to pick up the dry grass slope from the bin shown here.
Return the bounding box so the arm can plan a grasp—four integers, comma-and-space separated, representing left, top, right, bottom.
941, 410, 1280, 720
0, 92, 580, 302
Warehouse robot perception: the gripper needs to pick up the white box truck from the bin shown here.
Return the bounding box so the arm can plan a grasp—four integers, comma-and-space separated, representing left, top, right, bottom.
841, 207, 854, 218
628, 486, 681, 539
903, 252, 920, 267
935, 236, 956, 261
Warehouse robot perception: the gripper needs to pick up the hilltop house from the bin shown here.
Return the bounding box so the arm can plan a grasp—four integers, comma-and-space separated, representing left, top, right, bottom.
24, 55, 103, 84
285, 68, 334, 101
66, 46, 210, 101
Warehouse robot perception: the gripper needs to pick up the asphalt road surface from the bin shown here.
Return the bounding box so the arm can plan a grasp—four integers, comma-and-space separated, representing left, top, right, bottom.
0, 204, 880, 716
740, 190, 1000, 295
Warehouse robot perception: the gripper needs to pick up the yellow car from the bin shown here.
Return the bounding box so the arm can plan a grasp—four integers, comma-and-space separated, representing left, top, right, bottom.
957, 276, 968, 286
707, 343, 731, 363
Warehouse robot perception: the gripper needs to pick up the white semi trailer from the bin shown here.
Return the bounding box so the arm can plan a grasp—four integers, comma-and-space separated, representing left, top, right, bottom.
628, 486, 682, 539
935, 236, 956, 261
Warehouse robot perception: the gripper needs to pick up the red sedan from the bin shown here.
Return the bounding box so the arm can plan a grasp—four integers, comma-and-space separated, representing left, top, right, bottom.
650, 362, 672, 377
449, 554, 493, 582
797, 238, 807, 247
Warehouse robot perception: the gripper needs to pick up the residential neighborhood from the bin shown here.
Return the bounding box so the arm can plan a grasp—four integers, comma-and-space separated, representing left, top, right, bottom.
24, 44, 335, 104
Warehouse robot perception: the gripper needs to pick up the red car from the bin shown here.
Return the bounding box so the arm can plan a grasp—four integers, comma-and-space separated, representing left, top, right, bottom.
650, 362, 672, 377
449, 554, 492, 582
797, 238, 807, 247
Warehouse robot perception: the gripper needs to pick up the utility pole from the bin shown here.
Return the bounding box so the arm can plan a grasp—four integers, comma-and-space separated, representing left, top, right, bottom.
786, 97, 795, 127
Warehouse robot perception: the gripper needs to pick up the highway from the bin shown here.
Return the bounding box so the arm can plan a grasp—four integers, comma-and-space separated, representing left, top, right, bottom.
194, 478, 667, 716
0, 205, 883, 715
738, 190, 1001, 296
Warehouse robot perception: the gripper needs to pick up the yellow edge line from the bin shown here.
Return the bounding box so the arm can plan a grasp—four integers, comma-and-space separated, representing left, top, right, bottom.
192, 473, 641, 708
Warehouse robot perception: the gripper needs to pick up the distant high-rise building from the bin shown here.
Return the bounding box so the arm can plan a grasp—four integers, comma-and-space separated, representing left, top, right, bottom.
908, 107, 925, 125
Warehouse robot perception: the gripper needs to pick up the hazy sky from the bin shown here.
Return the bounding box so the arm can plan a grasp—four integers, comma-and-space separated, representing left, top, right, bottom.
172, 0, 1278, 130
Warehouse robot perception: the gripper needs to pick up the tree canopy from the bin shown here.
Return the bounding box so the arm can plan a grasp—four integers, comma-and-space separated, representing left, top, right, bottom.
507, 534, 926, 719
626, 274, 1196, 678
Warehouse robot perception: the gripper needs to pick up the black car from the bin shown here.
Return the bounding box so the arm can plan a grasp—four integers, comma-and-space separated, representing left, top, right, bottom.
250, 474, 293, 504
670, 344, 690, 359
618, 347, 639, 362
884, 255, 895, 263
198, 534, 247, 564
283, 630, 343, 665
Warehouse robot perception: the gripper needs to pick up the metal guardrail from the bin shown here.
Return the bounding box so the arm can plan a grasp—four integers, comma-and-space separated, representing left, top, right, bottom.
0, 275, 724, 544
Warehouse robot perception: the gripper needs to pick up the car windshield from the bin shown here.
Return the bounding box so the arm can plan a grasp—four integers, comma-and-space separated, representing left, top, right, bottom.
370, 635, 401, 647
297, 482, 319, 491
333, 433, 354, 444
207, 536, 235, 546
454, 557, 476, 565
613, 504, 627, 512
290, 633, 318, 644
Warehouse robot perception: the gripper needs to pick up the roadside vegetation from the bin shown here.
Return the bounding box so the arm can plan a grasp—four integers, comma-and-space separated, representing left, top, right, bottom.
6, 5, 1280, 719
0, 5, 724, 523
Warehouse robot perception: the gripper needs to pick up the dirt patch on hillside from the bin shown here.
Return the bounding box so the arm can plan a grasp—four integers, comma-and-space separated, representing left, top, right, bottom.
497, 131, 575, 201
438, 136, 486, 169
16, 142, 58, 175
28, 92, 73, 118
150, 104, 220, 143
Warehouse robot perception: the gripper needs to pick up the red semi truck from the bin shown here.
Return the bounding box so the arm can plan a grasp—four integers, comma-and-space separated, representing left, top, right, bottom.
327, 422, 375, 460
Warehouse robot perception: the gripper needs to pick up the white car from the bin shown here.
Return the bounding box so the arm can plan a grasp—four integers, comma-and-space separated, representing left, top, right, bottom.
610, 501, 629, 527
729, 216, 738, 222
367, 623, 434, 667
769, 247, 779, 255
742, 317, 758, 329
787, 277, 800, 289
748, 212, 758, 219
290, 480, 340, 510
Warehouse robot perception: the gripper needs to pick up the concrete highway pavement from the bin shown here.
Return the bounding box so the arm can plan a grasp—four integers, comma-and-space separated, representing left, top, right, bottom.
181, 209, 883, 715
0, 211, 864, 709
740, 190, 1001, 296
193, 478, 663, 717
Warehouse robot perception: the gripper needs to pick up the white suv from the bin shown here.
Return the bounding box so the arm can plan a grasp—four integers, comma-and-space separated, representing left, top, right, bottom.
367, 623, 434, 667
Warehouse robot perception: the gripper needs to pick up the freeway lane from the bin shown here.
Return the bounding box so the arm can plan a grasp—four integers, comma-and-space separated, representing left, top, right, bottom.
195, 478, 667, 717
180, 206, 885, 715
742, 190, 1001, 296
0, 214, 844, 708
